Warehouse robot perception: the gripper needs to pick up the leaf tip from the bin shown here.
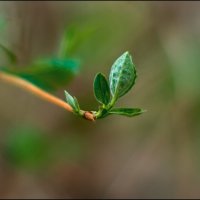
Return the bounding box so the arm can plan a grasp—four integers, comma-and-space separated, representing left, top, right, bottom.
122, 51, 131, 58
64, 90, 69, 97
124, 50, 129, 54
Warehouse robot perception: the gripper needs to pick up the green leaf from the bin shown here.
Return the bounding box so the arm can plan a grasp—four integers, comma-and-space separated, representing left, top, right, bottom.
109, 108, 145, 117
0, 43, 17, 64
73, 96, 80, 112
64, 90, 80, 113
93, 73, 111, 105
109, 51, 137, 100
0, 58, 80, 91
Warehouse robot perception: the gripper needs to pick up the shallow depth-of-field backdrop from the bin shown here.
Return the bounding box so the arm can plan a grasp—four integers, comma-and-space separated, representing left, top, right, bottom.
0, 2, 200, 199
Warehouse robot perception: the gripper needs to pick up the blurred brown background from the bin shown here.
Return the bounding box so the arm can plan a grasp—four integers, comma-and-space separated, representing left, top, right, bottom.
0, 1, 200, 199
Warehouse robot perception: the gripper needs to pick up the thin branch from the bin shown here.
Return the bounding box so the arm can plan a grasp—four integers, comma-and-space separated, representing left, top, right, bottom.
0, 71, 95, 121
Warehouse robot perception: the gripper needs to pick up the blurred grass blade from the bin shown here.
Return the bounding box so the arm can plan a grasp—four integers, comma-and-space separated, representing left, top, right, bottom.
0, 43, 17, 64
0, 16, 6, 30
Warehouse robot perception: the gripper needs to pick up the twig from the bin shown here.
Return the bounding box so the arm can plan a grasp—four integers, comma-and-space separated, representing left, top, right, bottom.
0, 71, 95, 121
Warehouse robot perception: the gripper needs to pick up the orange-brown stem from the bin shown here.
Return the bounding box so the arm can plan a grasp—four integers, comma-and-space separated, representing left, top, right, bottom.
0, 71, 95, 121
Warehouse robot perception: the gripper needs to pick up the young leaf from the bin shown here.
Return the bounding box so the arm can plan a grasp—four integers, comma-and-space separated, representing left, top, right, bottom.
73, 96, 80, 111
64, 91, 80, 113
93, 73, 111, 105
109, 51, 137, 100
109, 108, 145, 117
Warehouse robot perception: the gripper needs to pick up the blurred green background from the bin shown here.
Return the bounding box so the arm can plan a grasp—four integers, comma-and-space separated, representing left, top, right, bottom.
0, 1, 200, 198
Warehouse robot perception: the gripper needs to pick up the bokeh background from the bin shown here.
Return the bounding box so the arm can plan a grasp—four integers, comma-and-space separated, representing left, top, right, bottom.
0, 1, 200, 198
